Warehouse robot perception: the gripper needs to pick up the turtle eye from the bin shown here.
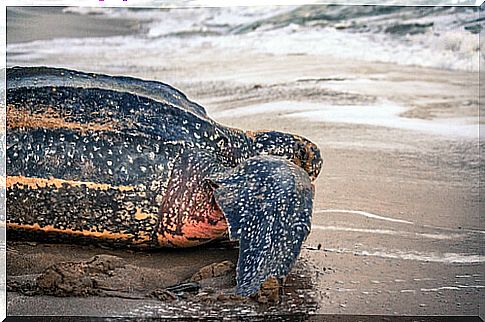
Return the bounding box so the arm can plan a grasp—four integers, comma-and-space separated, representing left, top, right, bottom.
294, 141, 305, 151
293, 141, 307, 160
299, 148, 307, 159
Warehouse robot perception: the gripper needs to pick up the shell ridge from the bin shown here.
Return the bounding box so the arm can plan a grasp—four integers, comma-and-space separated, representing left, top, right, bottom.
7, 66, 208, 118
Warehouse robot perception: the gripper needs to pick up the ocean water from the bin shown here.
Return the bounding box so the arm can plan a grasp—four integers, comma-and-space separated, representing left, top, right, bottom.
7, 5, 483, 72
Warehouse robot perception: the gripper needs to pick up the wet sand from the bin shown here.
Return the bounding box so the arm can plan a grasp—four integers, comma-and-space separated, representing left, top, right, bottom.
6, 7, 484, 319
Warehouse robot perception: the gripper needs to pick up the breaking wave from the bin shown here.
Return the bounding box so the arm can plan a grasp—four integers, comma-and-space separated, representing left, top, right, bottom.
7, 5, 483, 71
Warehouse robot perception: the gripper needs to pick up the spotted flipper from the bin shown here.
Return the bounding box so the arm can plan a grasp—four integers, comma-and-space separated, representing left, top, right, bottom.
209, 155, 313, 296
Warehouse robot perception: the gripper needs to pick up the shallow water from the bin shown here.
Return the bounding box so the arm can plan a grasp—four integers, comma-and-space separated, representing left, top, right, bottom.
214, 100, 481, 139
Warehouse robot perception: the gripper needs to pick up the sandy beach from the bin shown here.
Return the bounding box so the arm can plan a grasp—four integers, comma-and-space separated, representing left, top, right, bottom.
5, 5, 484, 318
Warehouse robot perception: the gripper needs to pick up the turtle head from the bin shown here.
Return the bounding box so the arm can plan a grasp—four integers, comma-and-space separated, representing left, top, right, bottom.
248, 130, 323, 181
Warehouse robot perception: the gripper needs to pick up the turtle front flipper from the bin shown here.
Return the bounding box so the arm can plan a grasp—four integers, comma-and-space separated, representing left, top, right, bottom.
208, 155, 314, 296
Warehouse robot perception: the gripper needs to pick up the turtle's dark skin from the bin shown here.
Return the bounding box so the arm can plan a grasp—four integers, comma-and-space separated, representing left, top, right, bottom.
6, 66, 323, 296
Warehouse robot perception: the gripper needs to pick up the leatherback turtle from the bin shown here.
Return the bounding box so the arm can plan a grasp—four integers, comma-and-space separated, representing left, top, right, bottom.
6, 66, 323, 296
